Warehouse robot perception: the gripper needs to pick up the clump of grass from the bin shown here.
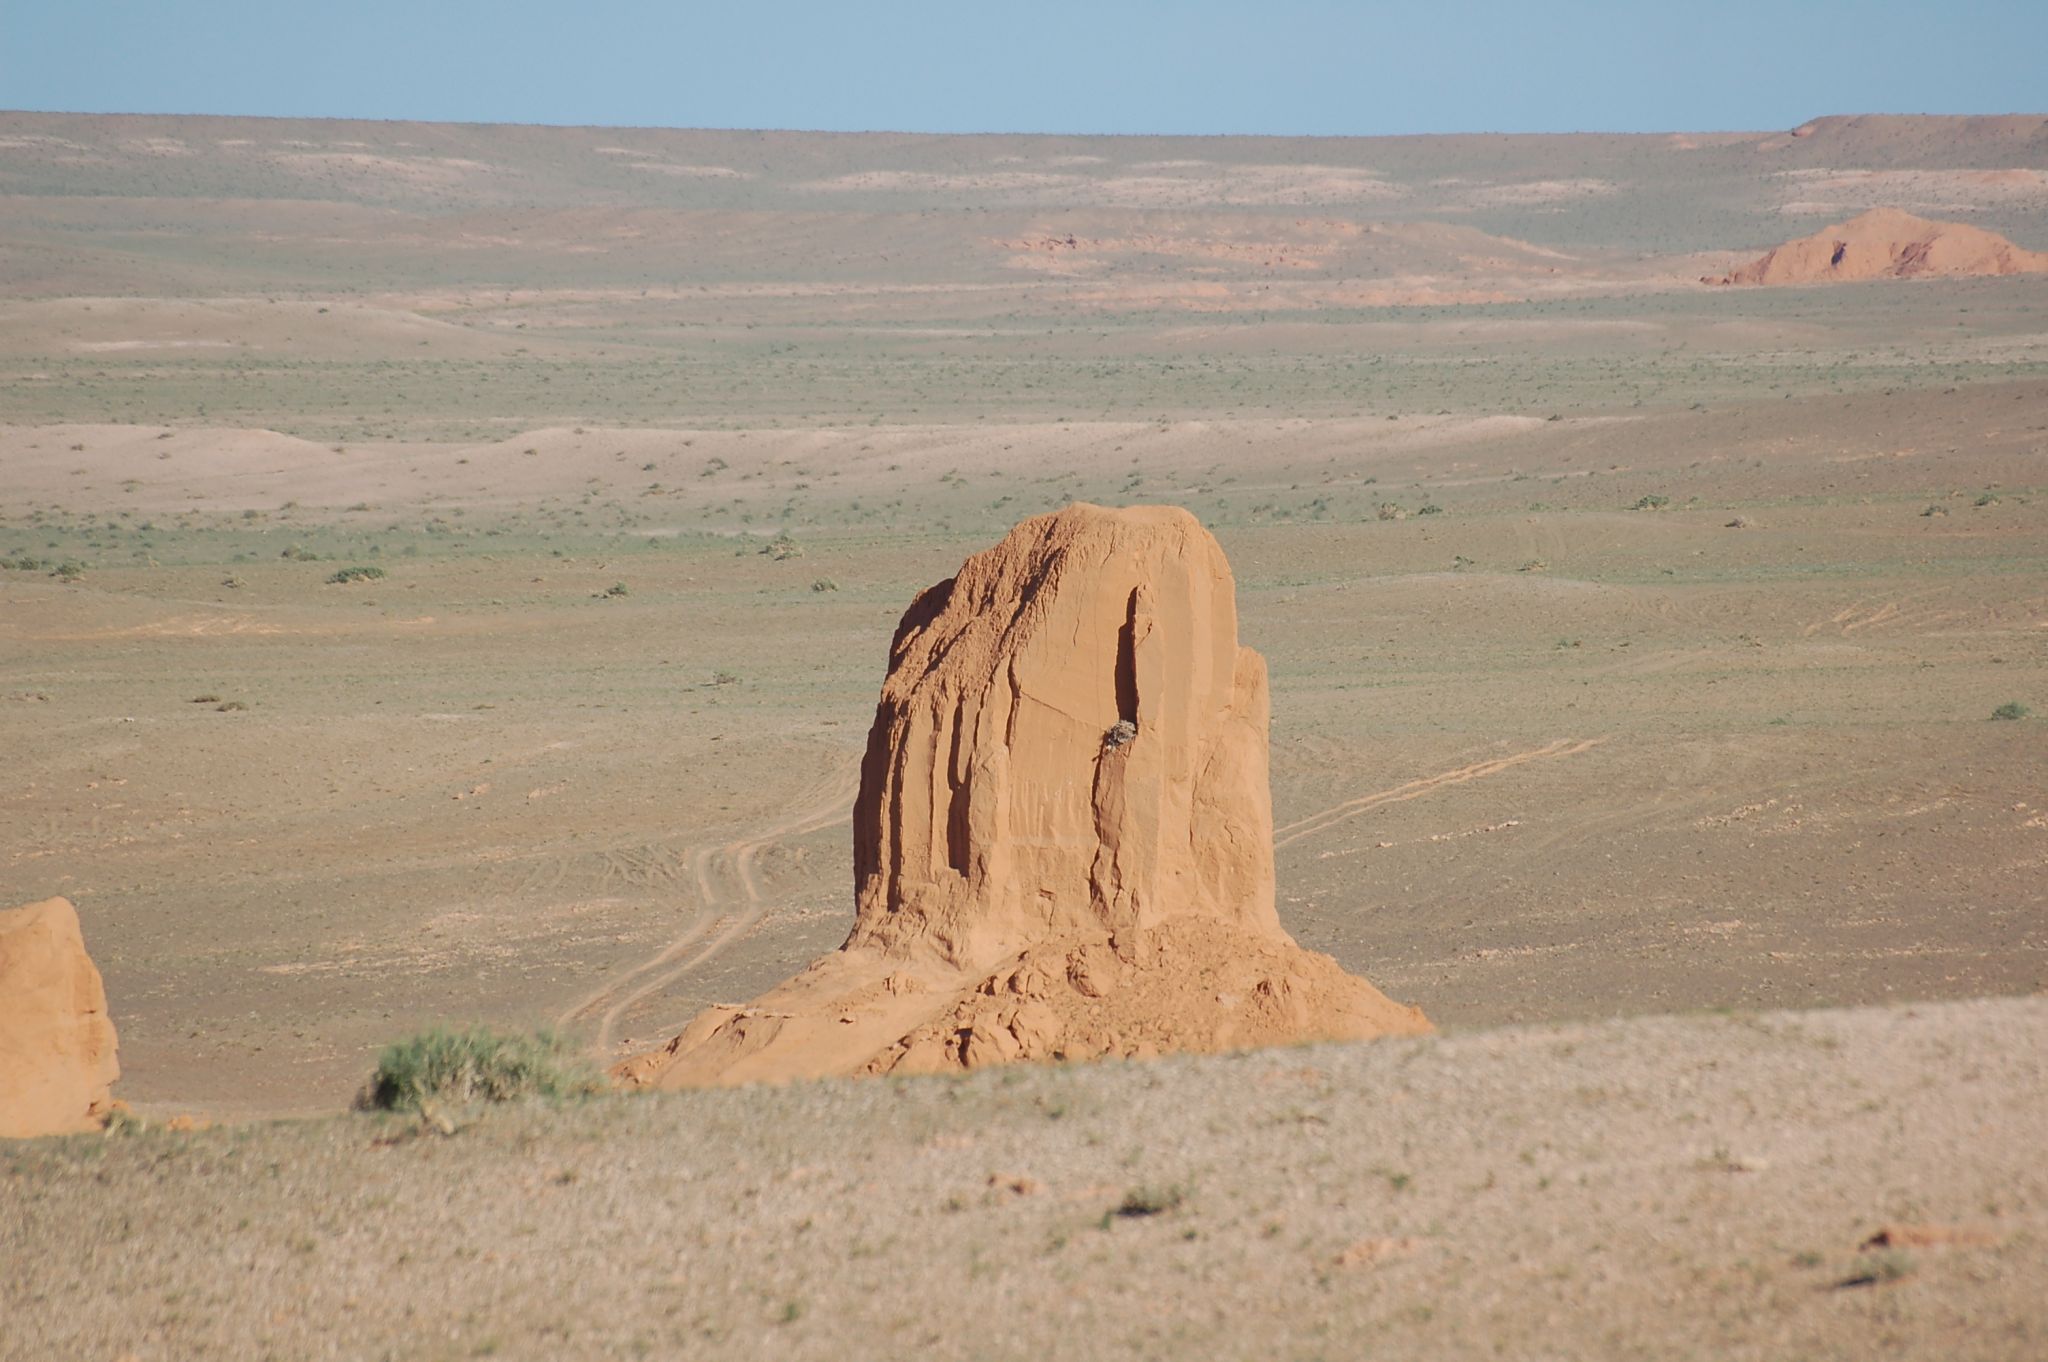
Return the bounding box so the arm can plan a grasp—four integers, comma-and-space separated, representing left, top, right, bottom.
325, 565, 386, 584
216, 700, 249, 712
600, 582, 630, 598
1416, 503, 1444, 516
1110, 1184, 1187, 1220
1974, 492, 2000, 508
810, 577, 839, 592
361, 1026, 600, 1114
1835, 1249, 1915, 1290
279, 544, 320, 562
1630, 494, 1671, 511
1991, 701, 2031, 721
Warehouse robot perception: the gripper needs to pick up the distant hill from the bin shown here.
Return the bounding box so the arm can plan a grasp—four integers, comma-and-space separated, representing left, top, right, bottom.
1707, 207, 2048, 285
2, 111, 2045, 304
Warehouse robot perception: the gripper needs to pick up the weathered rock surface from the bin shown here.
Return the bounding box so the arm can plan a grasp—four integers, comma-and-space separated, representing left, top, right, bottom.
621, 504, 1428, 1089
0, 896, 120, 1138
1706, 207, 2048, 285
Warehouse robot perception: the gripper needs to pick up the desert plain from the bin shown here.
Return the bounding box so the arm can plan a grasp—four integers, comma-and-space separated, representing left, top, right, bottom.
2, 111, 2046, 1359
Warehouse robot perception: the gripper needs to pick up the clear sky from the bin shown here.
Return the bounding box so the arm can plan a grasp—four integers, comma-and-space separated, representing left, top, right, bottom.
4, 0, 2043, 136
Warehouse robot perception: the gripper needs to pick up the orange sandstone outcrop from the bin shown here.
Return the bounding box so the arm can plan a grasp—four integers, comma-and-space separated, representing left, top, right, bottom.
1706, 207, 2048, 285
0, 897, 121, 1138
621, 504, 1427, 1088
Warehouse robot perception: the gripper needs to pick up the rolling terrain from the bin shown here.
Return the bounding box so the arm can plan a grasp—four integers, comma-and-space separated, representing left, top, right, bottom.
1, 110, 2043, 1360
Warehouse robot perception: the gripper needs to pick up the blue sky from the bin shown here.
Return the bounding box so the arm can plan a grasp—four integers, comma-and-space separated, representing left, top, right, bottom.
4, 0, 2043, 135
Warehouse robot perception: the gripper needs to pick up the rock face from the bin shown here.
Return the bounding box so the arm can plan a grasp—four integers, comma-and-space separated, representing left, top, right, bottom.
621, 504, 1428, 1089
0, 897, 120, 1138
1706, 208, 2048, 285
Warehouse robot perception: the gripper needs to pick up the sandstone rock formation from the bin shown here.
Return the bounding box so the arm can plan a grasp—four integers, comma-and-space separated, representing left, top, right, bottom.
1706, 208, 2048, 285
621, 504, 1428, 1089
0, 896, 121, 1138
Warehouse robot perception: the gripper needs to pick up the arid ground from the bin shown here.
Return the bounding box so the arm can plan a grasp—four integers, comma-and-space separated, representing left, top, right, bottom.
2, 113, 2044, 1357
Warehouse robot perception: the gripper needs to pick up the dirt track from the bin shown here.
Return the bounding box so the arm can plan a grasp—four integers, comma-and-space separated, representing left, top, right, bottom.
556, 765, 859, 1055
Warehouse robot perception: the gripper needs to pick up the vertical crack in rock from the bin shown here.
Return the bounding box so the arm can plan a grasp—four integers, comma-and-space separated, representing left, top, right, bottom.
619, 504, 1428, 1089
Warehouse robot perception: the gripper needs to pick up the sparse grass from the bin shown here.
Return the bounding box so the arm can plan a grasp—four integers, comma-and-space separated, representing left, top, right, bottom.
1836, 1249, 1916, 1290
1630, 495, 1671, 511
325, 565, 386, 584
1110, 1184, 1187, 1220
1990, 701, 2030, 721
360, 1026, 600, 1115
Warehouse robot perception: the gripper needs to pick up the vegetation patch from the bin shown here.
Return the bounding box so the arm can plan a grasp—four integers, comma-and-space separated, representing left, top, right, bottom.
361, 1026, 601, 1114
325, 565, 386, 584
1110, 1184, 1188, 1220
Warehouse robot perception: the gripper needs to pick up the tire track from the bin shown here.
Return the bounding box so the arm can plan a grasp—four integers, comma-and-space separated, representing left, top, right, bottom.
1273, 738, 1605, 851
557, 762, 859, 1055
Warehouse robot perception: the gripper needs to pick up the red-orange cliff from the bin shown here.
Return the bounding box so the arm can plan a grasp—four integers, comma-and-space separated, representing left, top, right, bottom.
1708, 208, 2048, 285
620, 504, 1427, 1088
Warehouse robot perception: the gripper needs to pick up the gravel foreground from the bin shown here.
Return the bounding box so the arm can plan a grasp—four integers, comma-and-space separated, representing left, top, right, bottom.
6, 997, 2044, 1361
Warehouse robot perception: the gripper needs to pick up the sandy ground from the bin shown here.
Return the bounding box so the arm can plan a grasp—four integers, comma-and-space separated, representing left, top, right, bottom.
4, 380, 2042, 1115
5, 997, 2044, 1360
2, 111, 2044, 1358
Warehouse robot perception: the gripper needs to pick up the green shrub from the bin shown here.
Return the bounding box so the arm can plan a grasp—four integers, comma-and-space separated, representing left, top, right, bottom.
602, 581, 629, 598
326, 565, 386, 584
1630, 495, 1671, 511
362, 1026, 599, 1113
1991, 701, 2031, 721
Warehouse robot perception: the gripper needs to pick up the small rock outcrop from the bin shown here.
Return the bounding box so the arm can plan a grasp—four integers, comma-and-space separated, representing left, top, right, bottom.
1706, 208, 2048, 285
0, 897, 121, 1138
621, 504, 1428, 1089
